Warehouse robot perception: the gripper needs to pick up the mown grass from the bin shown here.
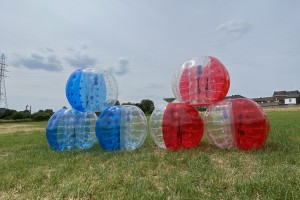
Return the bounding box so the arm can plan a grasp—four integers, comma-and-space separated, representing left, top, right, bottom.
0, 112, 299, 199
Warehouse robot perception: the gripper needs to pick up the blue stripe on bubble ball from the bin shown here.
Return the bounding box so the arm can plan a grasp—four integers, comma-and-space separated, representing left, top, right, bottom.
95, 106, 121, 151
46, 108, 66, 151
66, 69, 85, 112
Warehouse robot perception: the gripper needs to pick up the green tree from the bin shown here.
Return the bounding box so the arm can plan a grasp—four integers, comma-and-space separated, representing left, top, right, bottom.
0, 109, 17, 119
115, 100, 120, 106
45, 109, 54, 114
139, 99, 154, 114
196, 106, 207, 112
31, 109, 53, 121
11, 112, 27, 120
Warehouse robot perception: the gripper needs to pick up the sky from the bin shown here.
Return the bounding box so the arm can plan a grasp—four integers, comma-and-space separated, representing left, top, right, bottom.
1, 0, 300, 112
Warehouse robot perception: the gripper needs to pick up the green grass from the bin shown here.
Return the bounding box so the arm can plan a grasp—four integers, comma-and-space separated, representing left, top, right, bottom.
0, 112, 299, 199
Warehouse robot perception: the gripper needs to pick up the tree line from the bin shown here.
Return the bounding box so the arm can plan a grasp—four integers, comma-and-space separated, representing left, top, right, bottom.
118, 99, 155, 115
0, 99, 155, 121
0, 109, 54, 121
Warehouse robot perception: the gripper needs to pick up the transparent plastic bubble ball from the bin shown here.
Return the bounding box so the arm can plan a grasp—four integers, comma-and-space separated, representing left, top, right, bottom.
149, 103, 204, 150
46, 109, 97, 151
172, 56, 230, 106
66, 68, 118, 112
95, 105, 148, 151
204, 98, 270, 150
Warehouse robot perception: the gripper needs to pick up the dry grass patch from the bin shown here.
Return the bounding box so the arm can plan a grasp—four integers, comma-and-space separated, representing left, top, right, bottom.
0, 124, 44, 135
210, 153, 233, 175
264, 106, 300, 112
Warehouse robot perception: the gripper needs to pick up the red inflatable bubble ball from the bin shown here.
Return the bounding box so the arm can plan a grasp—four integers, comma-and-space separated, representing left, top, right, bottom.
204, 98, 270, 150
172, 56, 230, 106
149, 103, 204, 150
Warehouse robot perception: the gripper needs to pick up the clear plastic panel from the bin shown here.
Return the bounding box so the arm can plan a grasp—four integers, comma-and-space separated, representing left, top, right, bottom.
120, 105, 148, 151
204, 101, 235, 149
149, 104, 167, 149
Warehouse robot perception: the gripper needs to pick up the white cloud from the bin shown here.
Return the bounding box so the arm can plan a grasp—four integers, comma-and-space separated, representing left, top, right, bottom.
65, 44, 97, 68
65, 54, 96, 68
109, 58, 130, 76
216, 19, 254, 43
12, 53, 63, 71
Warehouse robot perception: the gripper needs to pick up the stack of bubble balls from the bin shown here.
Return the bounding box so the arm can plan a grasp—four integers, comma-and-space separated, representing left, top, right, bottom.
46, 56, 270, 152
46, 68, 148, 151
150, 56, 269, 151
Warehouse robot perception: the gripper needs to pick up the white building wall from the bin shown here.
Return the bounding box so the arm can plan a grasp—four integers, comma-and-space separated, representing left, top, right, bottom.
284, 98, 297, 105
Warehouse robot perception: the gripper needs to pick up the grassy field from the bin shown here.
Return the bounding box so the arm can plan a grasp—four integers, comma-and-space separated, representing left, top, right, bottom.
0, 112, 299, 199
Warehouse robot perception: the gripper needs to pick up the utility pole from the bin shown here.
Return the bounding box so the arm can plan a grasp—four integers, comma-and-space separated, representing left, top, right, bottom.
0, 54, 8, 108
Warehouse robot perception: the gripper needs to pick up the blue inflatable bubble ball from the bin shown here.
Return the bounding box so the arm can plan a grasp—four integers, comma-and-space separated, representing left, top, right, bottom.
95, 105, 148, 151
66, 68, 118, 112
46, 109, 97, 151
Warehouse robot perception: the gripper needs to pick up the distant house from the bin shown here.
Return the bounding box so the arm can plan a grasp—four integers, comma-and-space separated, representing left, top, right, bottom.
224, 94, 245, 100
252, 97, 278, 106
273, 90, 300, 105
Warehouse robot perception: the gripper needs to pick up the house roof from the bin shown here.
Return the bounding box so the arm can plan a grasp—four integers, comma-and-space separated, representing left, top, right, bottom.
286, 90, 300, 98
273, 90, 300, 98
252, 97, 276, 102
224, 94, 245, 100
273, 91, 287, 96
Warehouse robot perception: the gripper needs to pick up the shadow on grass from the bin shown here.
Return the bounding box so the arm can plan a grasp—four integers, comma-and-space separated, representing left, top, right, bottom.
259, 142, 294, 153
